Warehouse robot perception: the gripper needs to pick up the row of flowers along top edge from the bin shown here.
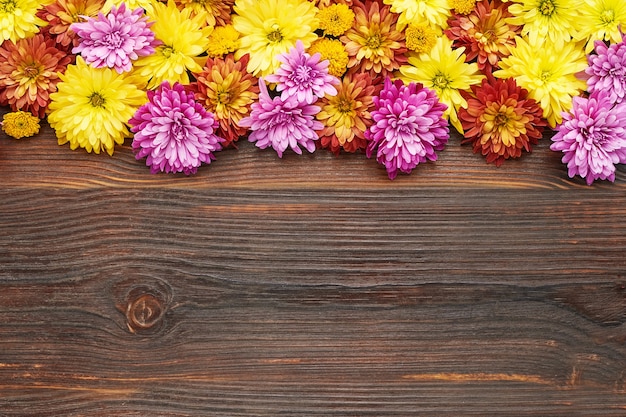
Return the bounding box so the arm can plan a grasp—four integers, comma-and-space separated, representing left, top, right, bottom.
0, 0, 625, 184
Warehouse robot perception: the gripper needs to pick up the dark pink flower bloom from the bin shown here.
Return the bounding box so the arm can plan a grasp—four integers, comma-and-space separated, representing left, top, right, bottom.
551, 90, 626, 185
265, 40, 339, 104
130, 82, 224, 175
71, 3, 158, 73
586, 37, 626, 105
365, 77, 448, 180
240, 79, 323, 157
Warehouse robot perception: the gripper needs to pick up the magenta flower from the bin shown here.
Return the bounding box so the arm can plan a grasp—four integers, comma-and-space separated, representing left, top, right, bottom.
239, 79, 323, 157
365, 78, 449, 180
550, 90, 626, 185
71, 3, 158, 73
129, 82, 225, 175
586, 37, 626, 105
265, 40, 339, 104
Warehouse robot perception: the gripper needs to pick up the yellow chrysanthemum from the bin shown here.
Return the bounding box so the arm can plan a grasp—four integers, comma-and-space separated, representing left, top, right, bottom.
308, 38, 349, 77
1, 111, 40, 139
232, 0, 319, 76
399, 36, 484, 133
132, 0, 211, 90
450, 0, 477, 14
507, 0, 581, 47
493, 36, 587, 128
575, 0, 626, 53
0, 0, 47, 42
383, 0, 451, 30
48, 57, 146, 155
206, 25, 240, 58
317, 4, 355, 37
405, 23, 438, 54
102, 0, 157, 14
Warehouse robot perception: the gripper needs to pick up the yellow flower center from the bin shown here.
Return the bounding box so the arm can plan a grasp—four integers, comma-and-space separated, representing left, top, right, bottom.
432, 72, 451, 89
600, 9, 615, 25
365, 34, 382, 50
160, 45, 175, 58
216, 89, 231, 105
89, 92, 106, 108
0, 0, 16, 13
267, 24, 283, 43
539, 70, 552, 83
336, 98, 354, 114
481, 103, 526, 147
538, 0, 555, 16
23, 64, 41, 79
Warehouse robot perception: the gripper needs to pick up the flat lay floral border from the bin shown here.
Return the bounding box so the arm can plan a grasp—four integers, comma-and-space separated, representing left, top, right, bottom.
1, 0, 626, 184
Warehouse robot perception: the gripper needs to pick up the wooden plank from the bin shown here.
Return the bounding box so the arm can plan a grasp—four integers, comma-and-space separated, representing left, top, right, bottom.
2, 121, 626, 415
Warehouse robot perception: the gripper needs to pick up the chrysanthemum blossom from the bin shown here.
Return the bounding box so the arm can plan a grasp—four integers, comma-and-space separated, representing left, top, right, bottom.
0, 33, 72, 118
133, 0, 212, 89
341, 0, 407, 78
265, 41, 339, 104
189, 53, 259, 147
48, 57, 146, 155
316, 72, 381, 155
129, 82, 225, 175
506, 0, 582, 48
317, 3, 354, 37
586, 38, 626, 105
493, 36, 587, 127
575, 0, 626, 52
0, 0, 47, 42
71, 3, 158, 73
177, 0, 235, 28
550, 90, 626, 185
383, 0, 450, 29
445, 0, 521, 74
365, 78, 449, 180
459, 77, 546, 166
1, 111, 40, 139
308, 38, 350, 78
399, 36, 484, 134
233, 0, 319, 77
240, 79, 323, 157
38, 0, 105, 49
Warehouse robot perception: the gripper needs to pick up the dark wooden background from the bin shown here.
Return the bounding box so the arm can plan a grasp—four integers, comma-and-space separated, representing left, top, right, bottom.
2, 114, 626, 416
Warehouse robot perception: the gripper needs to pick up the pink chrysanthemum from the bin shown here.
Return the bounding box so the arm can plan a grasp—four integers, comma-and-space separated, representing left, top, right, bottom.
365, 77, 449, 179
240, 79, 323, 157
129, 81, 225, 175
550, 90, 626, 185
586, 37, 626, 105
265, 40, 339, 104
71, 3, 158, 73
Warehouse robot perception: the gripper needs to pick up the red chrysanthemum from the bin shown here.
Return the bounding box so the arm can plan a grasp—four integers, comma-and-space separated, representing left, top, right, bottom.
189, 54, 259, 148
341, 0, 407, 78
38, 0, 105, 50
445, 0, 520, 74
458, 77, 547, 166
0, 34, 73, 118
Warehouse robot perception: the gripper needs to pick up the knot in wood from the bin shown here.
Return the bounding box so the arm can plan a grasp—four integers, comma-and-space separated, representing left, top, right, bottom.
126, 293, 165, 332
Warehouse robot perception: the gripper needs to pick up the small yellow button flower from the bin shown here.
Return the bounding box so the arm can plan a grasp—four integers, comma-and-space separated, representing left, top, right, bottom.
1, 111, 40, 139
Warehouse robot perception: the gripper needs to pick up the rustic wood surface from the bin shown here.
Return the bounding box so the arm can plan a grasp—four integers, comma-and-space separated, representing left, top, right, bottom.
2, 114, 626, 416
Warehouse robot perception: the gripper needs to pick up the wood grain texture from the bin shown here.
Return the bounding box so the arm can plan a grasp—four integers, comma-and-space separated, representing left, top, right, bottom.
2, 116, 626, 416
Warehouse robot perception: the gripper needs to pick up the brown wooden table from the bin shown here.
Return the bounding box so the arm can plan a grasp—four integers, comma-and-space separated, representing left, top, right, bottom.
2, 117, 626, 415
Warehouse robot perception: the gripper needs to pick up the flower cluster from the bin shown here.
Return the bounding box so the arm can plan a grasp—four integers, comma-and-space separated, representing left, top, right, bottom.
1, 0, 626, 183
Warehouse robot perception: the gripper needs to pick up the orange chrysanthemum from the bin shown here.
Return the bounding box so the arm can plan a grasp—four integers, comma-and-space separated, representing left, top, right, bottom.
176, 0, 234, 27
458, 77, 547, 166
0, 33, 73, 117
341, 0, 407, 78
445, 0, 521, 74
189, 54, 259, 147
316, 72, 381, 155
38, 0, 105, 50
